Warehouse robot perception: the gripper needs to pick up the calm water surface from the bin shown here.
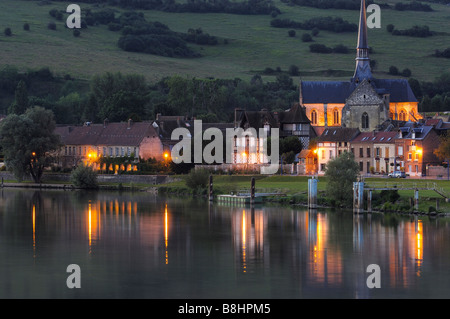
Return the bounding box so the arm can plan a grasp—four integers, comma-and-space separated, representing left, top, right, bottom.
1, 189, 450, 299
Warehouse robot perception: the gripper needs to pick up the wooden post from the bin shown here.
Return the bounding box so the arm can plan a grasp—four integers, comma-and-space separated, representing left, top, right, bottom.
250, 177, 255, 205
436, 198, 440, 211
209, 175, 213, 202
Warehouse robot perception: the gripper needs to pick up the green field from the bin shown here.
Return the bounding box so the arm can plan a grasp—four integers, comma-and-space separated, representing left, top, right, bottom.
0, 0, 449, 83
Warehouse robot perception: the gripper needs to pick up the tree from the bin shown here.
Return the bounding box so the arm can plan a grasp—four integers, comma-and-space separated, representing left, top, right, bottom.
4, 27, 12, 36
434, 132, 450, 163
389, 66, 399, 75
302, 33, 313, 42
288, 29, 296, 37
71, 163, 99, 189
8, 80, 29, 115
324, 151, 359, 206
0, 107, 61, 183
23, 23, 30, 31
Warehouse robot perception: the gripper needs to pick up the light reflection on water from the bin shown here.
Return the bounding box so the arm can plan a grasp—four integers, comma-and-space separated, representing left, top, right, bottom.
0, 189, 449, 299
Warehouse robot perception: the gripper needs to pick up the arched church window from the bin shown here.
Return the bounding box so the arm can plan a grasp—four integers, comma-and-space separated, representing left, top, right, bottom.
311, 110, 317, 125
333, 109, 339, 125
362, 112, 369, 129
399, 110, 406, 121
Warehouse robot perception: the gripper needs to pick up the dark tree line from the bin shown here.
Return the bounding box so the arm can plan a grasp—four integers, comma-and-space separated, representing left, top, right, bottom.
271, 17, 357, 33
0, 66, 299, 125
35, 0, 281, 15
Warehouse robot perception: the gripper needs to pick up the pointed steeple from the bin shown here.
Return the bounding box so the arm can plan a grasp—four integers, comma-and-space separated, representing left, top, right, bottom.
353, 0, 372, 82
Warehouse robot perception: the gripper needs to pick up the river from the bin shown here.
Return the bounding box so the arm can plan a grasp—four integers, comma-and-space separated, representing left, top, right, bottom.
1, 188, 450, 299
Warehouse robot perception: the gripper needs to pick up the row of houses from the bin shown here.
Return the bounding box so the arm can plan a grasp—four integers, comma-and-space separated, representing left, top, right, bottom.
53, 105, 449, 177
299, 118, 449, 177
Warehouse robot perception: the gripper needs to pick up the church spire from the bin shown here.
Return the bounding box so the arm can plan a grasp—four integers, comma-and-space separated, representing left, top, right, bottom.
353, 0, 372, 82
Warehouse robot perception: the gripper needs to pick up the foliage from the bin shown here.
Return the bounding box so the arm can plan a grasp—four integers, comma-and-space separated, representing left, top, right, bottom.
185, 169, 210, 192
391, 25, 433, 37
434, 132, 450, 161
271, 16, 357, 33
0, 107, 61, 183
8, 80, 29, 115
394, 2, 432, 12
434, 48, 450, 59
4, 27, 12, 36
324, 151, 359, 206
70, 163, 99, 189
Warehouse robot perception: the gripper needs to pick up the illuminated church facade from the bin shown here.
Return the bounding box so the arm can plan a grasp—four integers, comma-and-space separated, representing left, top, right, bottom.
301, 0, 421, 132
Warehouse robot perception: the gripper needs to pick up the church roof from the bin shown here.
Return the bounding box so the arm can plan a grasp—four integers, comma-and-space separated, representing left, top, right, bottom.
316, 127, 360, 142
300, 78, 418, 104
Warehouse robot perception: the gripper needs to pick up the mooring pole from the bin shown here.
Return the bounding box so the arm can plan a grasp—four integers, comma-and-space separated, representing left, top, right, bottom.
414, 188, 419, 211
250, 177, 255, 206
353, 179, 364, 214
367, 190, 372, 213
308, 177, 317, 209
209, 175, 213, 202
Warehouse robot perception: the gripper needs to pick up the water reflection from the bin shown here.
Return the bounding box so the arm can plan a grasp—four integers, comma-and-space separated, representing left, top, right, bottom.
1, 189, 449, 298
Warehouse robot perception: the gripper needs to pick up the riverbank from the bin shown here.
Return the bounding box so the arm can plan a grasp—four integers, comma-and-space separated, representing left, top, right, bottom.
2, 173, 450, 215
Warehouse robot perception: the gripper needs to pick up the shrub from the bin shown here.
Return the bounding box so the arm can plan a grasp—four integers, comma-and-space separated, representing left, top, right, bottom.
389, 65, 399, 75
312, 27, 319, 36
289, 64, 300, 76
309, 43, 332, 53
4, 28, 12, 36
288, 29, 296, 37
386, 24, 394, 33
402, 68, 412, 77
71, 164, 99, 189
48, 22, 56, 30
73, 29, 80, 37
301, 33, 313, 42
23, 23, 30, 31
185, 169, 209, 192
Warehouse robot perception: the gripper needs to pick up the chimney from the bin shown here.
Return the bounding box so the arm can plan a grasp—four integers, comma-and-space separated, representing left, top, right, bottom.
127, 118, 132, 129
156, 113, 161, 121
104, 118, 109, 128
177, 116, 181, 126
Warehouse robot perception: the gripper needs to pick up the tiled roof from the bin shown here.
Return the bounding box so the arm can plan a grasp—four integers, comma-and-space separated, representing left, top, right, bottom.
300, 78, 418, 104
351, 131, 397, 143
316, 127, 360, 142
56, 121, 158, 146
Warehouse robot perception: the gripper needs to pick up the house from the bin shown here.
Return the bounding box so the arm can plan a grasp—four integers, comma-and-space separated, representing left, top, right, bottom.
297, 149, 318, 175
54, 120, 163, 169
395, 125, 441, 177
316, 127, 360, 174
233, 104, 314, 165
350, 131, 398, 175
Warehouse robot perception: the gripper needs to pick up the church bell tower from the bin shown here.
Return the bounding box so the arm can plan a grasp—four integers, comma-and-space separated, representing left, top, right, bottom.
353, 0, 372, 82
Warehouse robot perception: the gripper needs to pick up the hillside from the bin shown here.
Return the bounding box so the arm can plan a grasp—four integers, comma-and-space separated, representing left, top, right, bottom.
0, 0, 449, 84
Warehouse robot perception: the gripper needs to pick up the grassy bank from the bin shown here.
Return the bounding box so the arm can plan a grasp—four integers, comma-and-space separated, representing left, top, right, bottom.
157, 175, 450, 214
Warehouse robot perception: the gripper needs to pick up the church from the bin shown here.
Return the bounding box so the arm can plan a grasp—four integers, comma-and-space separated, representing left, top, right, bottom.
300, 0, 421, 132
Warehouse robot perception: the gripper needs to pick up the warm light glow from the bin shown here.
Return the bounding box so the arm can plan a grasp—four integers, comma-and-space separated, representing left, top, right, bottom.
32, 204, 36, 258
165, 204, 169, 265
242, 210, 247, 273
242, 152, 247, 158
164, 152, 169, 159
88, 202, 92, 253
416, 148, 422, 155
416, 219, 423, 276
31, 152, 36, 157
313, 149, 318, 154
